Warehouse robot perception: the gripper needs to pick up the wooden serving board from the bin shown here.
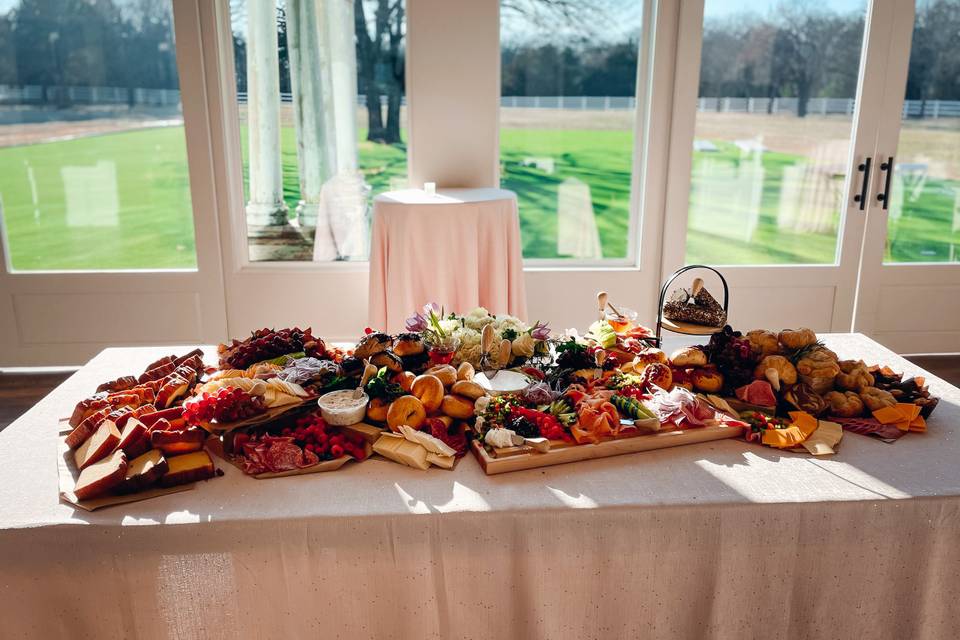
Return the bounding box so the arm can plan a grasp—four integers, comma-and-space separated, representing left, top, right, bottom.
471, 424, 744, 475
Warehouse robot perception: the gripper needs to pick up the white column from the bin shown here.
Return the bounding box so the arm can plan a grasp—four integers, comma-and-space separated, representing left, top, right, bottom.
326, 0, 359, 174
246, 0, 288, 226
286, 0, 332, 228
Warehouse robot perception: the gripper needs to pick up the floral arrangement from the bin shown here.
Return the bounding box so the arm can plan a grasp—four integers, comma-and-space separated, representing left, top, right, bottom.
406, 304, 550, 368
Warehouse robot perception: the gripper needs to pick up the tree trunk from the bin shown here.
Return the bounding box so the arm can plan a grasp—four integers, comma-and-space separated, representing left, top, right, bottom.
797, 78, 810, 118
366, 92, 384, 141
384, 85, 401, 143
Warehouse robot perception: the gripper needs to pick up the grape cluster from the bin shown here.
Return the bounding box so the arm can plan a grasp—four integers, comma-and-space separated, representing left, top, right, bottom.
184, 387, 266, 424
282, 412, 368, 461
705, 326, 757, 393
220, 327, 326, 369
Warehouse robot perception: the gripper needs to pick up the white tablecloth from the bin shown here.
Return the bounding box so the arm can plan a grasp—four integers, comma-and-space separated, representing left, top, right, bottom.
1, 335, 959, 639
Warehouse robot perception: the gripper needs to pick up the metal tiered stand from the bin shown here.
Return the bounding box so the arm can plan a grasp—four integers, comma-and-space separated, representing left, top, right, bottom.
654, 265, 729, 347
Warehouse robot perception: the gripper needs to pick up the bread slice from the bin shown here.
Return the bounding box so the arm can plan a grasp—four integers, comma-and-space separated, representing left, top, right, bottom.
160, 450, 215, 487
74, 450, 128, 500
74, 420, 121, 470
117, 450, 168, 493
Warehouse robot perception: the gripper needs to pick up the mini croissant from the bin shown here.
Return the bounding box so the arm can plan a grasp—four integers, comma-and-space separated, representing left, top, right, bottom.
836, 360, 874, 391
825, 390, 865, 417
753, 355, 797, 391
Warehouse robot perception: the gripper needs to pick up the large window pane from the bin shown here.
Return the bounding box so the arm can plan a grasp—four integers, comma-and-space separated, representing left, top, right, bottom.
500, 1, 643, 261
230, 0, 407, 263
885, 0, 960, 264
685, 1, 866, 266
0, 0, 196, 271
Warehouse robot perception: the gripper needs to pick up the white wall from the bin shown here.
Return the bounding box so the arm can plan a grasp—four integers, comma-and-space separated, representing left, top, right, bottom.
407, 0, 500, 188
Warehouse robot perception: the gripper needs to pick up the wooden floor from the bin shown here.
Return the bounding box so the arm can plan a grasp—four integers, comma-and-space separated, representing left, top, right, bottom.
1, 355, 959, 432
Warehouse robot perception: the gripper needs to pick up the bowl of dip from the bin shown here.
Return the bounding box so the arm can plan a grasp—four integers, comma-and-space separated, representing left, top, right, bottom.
317, 389, 368, 425
474, 370, 532, 396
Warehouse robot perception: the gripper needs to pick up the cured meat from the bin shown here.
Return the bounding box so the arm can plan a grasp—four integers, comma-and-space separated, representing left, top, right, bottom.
735, 380, 777, 407
573, 403, 618, 444
237, 435, 320, 474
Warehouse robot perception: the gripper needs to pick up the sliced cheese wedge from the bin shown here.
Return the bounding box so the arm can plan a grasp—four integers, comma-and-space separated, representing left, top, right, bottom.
74, 450, 127, 500
75, 420, 121, 470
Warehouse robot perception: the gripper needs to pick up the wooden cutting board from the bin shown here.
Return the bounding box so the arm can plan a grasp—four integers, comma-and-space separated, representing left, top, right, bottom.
471, 424, 744, 475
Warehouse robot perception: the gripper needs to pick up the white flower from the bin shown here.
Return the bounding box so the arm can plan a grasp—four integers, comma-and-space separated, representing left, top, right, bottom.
464, 307, 495, 331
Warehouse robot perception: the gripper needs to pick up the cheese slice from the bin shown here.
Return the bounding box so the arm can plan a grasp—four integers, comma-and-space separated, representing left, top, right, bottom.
800, 420, 843, 456
761, 426, 806, 449
398, 425, 456, 457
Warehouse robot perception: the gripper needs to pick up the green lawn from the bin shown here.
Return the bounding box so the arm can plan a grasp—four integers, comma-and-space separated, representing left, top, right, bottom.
1, 124, 957, 270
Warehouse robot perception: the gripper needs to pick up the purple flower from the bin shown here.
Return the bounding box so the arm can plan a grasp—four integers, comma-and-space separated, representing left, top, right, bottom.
422, 302, 441, 316
405, 312, 428, 332
530, 320, 551, 341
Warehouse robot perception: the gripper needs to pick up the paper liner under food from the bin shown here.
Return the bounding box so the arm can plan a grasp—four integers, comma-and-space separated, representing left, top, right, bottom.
57, 428, 197, 512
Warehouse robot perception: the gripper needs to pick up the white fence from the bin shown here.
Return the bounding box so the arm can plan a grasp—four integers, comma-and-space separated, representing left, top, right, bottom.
0, 84, 181, 107
5, 85, 960, 119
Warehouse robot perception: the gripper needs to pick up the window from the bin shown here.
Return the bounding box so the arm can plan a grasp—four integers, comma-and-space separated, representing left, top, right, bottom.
229, 0, 407, 263
683, 1, 867, 266
499, 0, 644, 261
884, 0, 960, 264
0, 0, 196, 271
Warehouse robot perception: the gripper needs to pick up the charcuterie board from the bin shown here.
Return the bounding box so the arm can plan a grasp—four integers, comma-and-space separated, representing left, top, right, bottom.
471, 424, 744, 475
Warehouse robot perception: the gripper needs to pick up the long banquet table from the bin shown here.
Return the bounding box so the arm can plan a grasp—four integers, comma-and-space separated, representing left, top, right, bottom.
1, 334, 959, 639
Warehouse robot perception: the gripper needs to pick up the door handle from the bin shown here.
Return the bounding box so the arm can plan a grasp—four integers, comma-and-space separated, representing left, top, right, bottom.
853, 156, 871, 211
877, 156, 894, 210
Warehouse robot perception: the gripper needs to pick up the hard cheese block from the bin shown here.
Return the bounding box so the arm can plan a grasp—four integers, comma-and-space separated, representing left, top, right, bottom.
160, 450, 215, 487
74, 420, 122, 470
373, 433, 430, 470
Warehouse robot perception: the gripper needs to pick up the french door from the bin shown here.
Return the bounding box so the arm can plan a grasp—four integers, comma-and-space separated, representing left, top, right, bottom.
853, 0, 960, 353
0, 0, 228, 366
660, 0, 957, 351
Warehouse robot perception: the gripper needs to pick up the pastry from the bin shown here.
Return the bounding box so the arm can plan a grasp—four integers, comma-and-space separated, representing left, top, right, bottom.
339, 356, 366, 379
825, 390, 865, 418
778, 328, 817, 350
386, 396, 426, 431
746, 330, 780, 357
424, 364, 457, 388
784, 383, 827, 416
633, 348, 668, 367
753, 355, 797, 391
457, 362, 475, 381
836, 360, 874, 391
859, 387, 897, 412
451, 380, 486, 400
796, 346, 841, 394
354, 332, 393, 359
370, 350, 403, 373
393, 332, 425, 357
411, 375, 444, 412
640, 362, 673, 391
690, 367, 723, 393
662, 278, 726, 327
669, 346, 708, 368
441, 394, 476, 420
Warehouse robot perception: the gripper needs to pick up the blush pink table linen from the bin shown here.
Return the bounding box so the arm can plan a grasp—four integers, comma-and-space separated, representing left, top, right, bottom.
368, 188, 528, 332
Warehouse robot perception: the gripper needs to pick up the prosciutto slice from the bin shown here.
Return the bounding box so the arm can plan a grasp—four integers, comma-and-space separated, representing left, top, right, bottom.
735, 380, 777, 407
